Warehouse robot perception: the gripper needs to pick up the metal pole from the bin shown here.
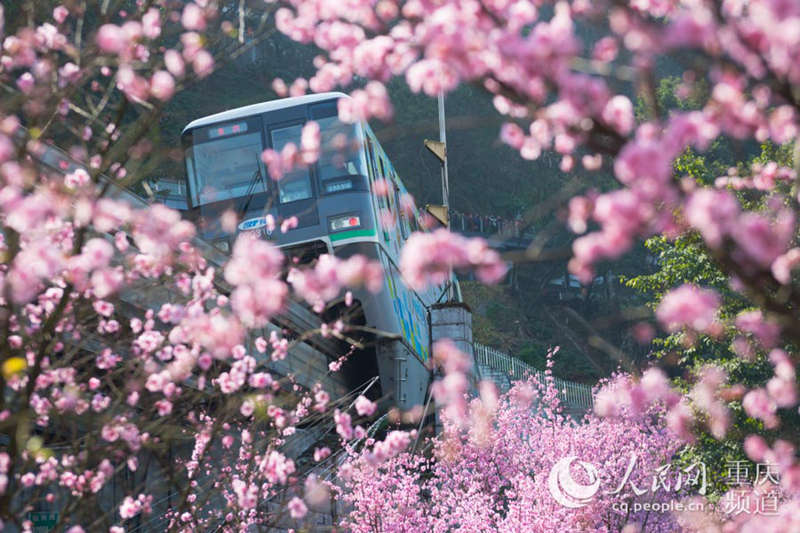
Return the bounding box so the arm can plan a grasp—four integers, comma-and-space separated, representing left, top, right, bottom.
438, 90, 454, 301
438, 91, 449, 213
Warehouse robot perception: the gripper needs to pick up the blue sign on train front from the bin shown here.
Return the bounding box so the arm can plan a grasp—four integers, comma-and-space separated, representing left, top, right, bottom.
238, 216, 267, 232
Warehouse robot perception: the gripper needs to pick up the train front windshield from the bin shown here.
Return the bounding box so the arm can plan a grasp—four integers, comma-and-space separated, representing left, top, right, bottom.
185, 120, 265, 206
270, 123, 314, 204
184, 109, 367, 210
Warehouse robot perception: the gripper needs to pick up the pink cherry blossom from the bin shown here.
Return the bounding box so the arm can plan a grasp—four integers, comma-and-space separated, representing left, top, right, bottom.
300, 121, 321, 164
772, 248, 800, 284
96, 24, 127, 54
334, 409, 353, 440
287, 496, 308, 519
5, 1, 800, 530
53, 5, 68, 24
742, 388, 779, 429
313, 447, 331, 462
400, 229, 506, 290
602, 96, 634, 135
735, 310, 780, 348
354, 395, 376, 417
164, 49, 185, 78
731, 211, 795, 270
656, 284, 720, 333
685, 189, 740, 248
141, 8, 161, 39
149, 71, 175, 101
592, 36, 618, 62
192, 50, 214, 78
181, 4, 206, 31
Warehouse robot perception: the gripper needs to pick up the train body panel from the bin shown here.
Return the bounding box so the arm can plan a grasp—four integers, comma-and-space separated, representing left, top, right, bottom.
181, 92, 458, 409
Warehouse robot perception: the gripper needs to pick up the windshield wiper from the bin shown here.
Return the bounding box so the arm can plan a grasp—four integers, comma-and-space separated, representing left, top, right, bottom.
239, 157, 267, 216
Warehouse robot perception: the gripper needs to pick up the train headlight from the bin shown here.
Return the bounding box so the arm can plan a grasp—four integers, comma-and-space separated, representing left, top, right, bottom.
329, 214, 361, 231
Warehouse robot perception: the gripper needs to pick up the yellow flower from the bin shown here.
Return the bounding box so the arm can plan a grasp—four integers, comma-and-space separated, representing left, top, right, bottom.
2, 357, 27, 379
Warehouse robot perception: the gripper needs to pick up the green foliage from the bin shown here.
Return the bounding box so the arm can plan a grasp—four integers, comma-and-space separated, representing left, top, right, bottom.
635, 75, 709, 121
624, 231, 779, 496
623, 234, 727, 300
622, 76, 800, 494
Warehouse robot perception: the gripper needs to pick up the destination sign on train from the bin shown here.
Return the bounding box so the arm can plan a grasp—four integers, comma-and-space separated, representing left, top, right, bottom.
208, 121, 248, 139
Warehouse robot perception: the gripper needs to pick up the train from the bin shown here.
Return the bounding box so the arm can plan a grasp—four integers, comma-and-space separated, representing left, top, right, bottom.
180, 92, 461, 410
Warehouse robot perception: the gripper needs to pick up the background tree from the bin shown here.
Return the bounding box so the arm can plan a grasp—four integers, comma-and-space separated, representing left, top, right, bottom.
266, 0, 800, 528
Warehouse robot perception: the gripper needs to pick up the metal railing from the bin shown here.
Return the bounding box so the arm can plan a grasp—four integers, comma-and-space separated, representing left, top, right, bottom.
473, 343, 594, 411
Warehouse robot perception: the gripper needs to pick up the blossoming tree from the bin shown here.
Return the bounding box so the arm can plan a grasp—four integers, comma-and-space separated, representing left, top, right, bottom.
0, 2, 406, 530
4, 0, 800, 531
265, 0, 800, 529
339, 345, 683, 532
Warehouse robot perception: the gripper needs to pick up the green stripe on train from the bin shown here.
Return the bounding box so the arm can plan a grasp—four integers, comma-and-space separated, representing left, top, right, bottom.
330, 228, 376, 242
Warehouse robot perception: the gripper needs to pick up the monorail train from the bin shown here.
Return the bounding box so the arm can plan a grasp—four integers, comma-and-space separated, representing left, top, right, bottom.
181, 92, 460, 410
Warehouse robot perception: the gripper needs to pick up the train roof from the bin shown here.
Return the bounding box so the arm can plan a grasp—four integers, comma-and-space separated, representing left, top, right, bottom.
182, 92, 350, 134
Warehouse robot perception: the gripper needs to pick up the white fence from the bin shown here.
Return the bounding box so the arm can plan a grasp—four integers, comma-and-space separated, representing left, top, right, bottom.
473, 343, 594, 411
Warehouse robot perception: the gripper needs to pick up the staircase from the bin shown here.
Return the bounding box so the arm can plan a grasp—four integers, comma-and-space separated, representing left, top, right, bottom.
475, 362, 513, 394
472, 343, 594, 415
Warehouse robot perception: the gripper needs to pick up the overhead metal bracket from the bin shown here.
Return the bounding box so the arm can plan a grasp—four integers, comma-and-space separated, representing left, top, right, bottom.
423, 139, 447, 163
424, 204, 449, 227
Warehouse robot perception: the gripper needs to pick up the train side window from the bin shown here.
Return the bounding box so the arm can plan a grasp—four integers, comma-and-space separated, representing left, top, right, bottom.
380, 157, 393, 214
396, 188, 409, 240
397, 186, 419, 234
366, 137, 379, 181
409, 211, 419, 233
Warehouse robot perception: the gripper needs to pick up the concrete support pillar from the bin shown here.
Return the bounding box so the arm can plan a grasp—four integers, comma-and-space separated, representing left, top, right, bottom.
430, 302, 476, 387
430, 302, 474, 361
429, 302, 474, 434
